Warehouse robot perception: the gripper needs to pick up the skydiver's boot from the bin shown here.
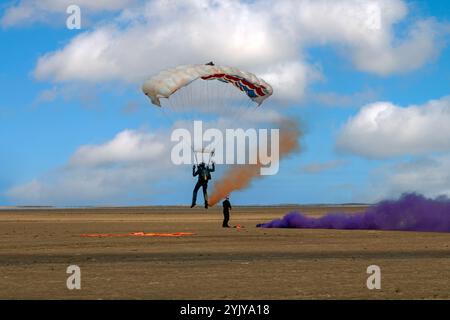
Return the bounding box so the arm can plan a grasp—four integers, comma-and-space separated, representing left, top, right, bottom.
190, 202, 196, 208
204, 201, 208, 209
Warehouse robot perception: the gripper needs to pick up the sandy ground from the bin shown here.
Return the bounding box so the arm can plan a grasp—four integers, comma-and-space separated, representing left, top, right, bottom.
0, 205, 449, 300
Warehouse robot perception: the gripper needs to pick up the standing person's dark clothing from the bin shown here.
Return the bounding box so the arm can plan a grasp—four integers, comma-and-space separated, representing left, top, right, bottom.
191, 162, 215, 208
222, 198, 232, 227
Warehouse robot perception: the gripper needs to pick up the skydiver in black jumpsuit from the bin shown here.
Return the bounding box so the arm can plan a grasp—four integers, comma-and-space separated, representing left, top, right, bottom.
191, 162, 215, 209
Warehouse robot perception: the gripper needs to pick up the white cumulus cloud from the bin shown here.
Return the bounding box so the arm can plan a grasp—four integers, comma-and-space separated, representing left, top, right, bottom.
363, 156, 450, 201
386, 157, 450, 197
30, 0, 447, 102
1, 0, 136, 27
6, 128, 174, 205
69, 129, 165, 167
336, 96, 450, 158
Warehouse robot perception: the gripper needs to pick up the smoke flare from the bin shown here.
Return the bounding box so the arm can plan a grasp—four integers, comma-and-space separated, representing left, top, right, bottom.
209, 119, 301, 206
257, 193, 450, 233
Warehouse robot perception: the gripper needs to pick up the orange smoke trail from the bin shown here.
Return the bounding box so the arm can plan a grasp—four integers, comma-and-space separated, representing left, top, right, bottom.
209, 119, 301, 206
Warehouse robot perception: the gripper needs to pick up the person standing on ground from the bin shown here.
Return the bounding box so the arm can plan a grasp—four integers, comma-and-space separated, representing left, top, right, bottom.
222, 195, 232, 228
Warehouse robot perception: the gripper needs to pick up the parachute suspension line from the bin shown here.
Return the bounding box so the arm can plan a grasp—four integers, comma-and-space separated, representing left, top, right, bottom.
176, 85, 196, 167
221, 80, 227, 115
209, 81, 214, 115
213, 80, 219, 116
224, 80, 233, 117
226, 78, 248, 121
167, 98, 198, 172
158, 104, 175, 127
177, 89, 187, 118
174, 89, 183, 115
242, 99, 256, 120
172, 100, 197, 166
191, 144, 199, 165
206, 79, 211, 119
181, 86, 188, 118
225, 83, 231, 117
182, 81, 191, 117
232, 91, 251, 122
191, 81, 196, 119
213, 78, 218, 115
162, 97, 208, 167
167, 94, 186, 128
188, 80, 193, 115
220, 80, 233, 119
172, 88, 188, 124
208, 149, 215, 166
156, 103, 204, 172
239, 99, 256, 125
184, 83, 194, 123
175, 87, 183, 115
214, 79, 221, 116
167, 96, 179, 122
169, 89, 176, 112
202, 80, 207, 119
230, 90, 238, 119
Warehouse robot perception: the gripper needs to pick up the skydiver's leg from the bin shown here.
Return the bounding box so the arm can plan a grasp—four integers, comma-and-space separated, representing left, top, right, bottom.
202, 183, 208, 208
191, 181, 201, 207
223, 211, 230, 227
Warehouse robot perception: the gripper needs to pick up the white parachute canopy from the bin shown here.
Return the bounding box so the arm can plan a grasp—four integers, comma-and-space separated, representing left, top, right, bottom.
142, 64, 273, 115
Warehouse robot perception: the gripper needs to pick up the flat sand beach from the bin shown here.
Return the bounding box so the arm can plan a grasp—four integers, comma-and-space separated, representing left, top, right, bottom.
0, 206, 449, 299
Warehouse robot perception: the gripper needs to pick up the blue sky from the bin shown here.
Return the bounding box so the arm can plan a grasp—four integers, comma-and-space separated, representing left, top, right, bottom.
1, 0, 450, 206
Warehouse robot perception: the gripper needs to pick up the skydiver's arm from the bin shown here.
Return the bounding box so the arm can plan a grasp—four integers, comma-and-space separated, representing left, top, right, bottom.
193, 166, 198, 177
210, 162, 215, 172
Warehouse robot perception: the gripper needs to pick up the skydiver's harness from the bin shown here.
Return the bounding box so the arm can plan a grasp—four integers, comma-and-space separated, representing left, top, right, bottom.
197, 167, 211, 182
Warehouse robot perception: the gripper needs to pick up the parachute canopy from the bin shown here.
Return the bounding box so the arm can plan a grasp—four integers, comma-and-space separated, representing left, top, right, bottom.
142, 64, 273, 107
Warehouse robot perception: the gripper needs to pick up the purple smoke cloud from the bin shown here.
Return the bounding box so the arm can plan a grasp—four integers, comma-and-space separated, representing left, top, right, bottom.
257, 193, 450, 233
